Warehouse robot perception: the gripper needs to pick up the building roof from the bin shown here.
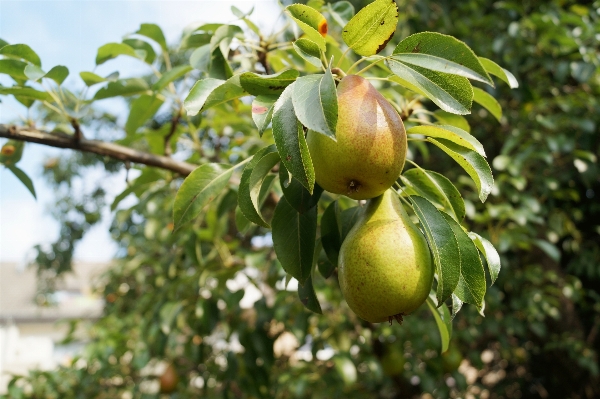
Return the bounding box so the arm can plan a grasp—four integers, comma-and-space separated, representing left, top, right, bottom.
0, 262, 108, 322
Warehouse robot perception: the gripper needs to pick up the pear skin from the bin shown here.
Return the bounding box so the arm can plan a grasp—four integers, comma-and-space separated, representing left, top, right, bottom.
307, 75, 406, 200
338, 190, 434, 323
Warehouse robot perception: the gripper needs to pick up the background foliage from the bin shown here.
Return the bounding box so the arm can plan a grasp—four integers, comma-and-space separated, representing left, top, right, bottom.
2, 0, 599, 398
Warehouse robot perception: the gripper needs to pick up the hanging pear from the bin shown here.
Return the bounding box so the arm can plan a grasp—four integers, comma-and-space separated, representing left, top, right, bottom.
307, 75, 407, 200
338, 190, 434, 323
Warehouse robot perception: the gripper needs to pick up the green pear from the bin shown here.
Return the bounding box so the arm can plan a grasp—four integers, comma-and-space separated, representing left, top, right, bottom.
338, 190, 434, 323
307, 75, 407, 200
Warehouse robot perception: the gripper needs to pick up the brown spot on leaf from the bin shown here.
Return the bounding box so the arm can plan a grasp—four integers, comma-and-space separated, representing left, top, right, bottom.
1, 145, 15, 156
318, 19, 328, 37
412, 42, 422, 53
286, 155, 292, 161
376, 32, 394, 54
252, 105, 268, 114
268, 85, 286, 91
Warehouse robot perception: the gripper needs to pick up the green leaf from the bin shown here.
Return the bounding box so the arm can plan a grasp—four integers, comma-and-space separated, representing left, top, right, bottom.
292, 69, 337, 139
235, 174, 276, 234
7, 165, 36, 199
231, 5, 252, 19
468, 232, 500, 285
473, 87, 502, 122
125, 94, 164, 135
0, 59, 28, 80
44, 66, 69, 85
239, 69, 299, 96
327, 1, 355, 27
24, 64, 45, 81
238, 145, 280, 228
408, 125, 485, 157
427, 138, 493, 202
451, 293, 463, 319
153, 65, 192, 91
110, 168, 163, 211
251, 95, 278, 136
272, 196, 318, 285
159, 302, 182, 335
279, 164, 323, 213
93, 78, 150, 100
340, 206, 361, 242
80, 71, 110, 86
432, 110, 470, 133
341, 0, 398, 56
533, 239, 561, 262
95, 43, 141, 65
189, 44, 212, 73
442, 213, 486, 310
210, 25, 243, 58
393, 32, 493, 86
298, 274, 322, 314
285, 4, 328, 51
387, 61, 473, 115
272, 84, 315, 193
293, 38, 322, 68
0, 44, 41, 66
400, 168, 465, 222
478, 57, 519, 88
173, 163, 235, 231
0, 86, 49, 101
122, 39, 156, 64
184, 75, 247, 116
136, 23, 168, 52
427, 294, 452, 353
320, 200, 342, 266
0, 140, 24, 165
409, 195, 460, 304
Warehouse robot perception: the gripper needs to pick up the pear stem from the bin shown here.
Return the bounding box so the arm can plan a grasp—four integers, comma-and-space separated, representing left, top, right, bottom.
336, 47, 352, 68
393, 184, 413, 210
354, 57, 388, 76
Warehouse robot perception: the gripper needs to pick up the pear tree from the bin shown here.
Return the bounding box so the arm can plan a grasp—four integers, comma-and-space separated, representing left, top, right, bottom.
0, 1, 520, 395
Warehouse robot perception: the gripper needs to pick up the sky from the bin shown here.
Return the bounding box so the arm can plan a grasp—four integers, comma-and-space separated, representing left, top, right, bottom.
0, 0, 281, 264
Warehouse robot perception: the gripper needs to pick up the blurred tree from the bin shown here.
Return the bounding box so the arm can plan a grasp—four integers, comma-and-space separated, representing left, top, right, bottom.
1, 0, 599, 398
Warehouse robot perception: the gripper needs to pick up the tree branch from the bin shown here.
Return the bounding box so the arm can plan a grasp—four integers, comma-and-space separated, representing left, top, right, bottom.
0, 124, 197, 176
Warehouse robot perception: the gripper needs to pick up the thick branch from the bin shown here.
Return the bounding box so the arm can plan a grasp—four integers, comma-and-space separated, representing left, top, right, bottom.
0, 124, 196, 176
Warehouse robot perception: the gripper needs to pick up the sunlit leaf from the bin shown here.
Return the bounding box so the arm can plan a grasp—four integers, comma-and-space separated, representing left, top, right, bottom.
400, 168, 465, 221
387, 61, 473, 115
136, 23, 168, 52
342, 0, 398, 56
408, 125, 485, 157
252, 95, 278, 136
173, 163, 235, 231
292, 38, 323, 68
94, 78, 150, 100
292, 69, 337, 139
427, 294, 452, 353
240, 69, 299, 96
442, 213, 486, 311
0, 44, 41, 66
468, 232, 501, 285
478, 57, 519, 88
286, 4, 328, 51
473, 87, 502, 122
427, 138, 493, 202
393, 32, 493, 86
125, 94, 165, 135
95, 43, 141, 65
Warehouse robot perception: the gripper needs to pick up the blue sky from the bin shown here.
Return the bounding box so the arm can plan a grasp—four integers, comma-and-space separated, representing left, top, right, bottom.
0, 0, 280, 263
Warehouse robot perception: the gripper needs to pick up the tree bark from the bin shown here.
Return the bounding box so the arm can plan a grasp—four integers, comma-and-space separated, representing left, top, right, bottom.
0, 124, 196, 176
